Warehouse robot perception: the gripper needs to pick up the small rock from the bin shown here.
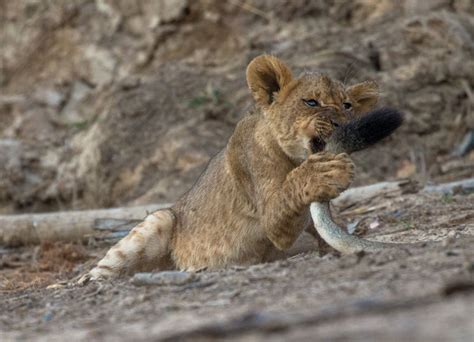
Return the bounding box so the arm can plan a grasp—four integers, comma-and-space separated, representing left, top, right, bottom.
355, 250, 366, 259
445, 250, 459, 257
442, 280, 474, 297
120, 76, 142, 90
61, 81, 93, 124
0, 139, 22, 170
442, 237, 454, 247
34, 89, 65, 108
42, 311, 54, 322
131, 271, 197, 286
369, 220, 380, 230
447, 230, 459, 239
230, 265, 247, 271
142, 0, 189, 26
84, 45, 117, 87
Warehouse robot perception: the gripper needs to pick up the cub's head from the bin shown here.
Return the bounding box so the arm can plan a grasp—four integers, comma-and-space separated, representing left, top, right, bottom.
246, 55, 379, 162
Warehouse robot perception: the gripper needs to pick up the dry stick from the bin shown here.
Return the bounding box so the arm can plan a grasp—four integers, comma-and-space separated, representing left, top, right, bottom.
0, 204, 171, 246
332, 179, 417, 210
422, 177, 474, 194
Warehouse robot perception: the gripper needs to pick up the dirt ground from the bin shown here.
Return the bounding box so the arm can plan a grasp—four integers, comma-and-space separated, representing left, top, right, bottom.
1, 1, 474, 341
1, 191, 473, 341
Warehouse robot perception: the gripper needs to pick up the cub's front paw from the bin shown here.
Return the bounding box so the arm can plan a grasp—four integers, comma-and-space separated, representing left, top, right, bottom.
295, 151, 354, 204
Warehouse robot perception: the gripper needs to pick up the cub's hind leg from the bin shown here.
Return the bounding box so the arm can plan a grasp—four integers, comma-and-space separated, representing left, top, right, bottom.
83, 209, 175, 282
264, 230, 320, 262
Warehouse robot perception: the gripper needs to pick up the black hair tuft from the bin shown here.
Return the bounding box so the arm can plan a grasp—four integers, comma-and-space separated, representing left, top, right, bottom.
327, 107, 404, 154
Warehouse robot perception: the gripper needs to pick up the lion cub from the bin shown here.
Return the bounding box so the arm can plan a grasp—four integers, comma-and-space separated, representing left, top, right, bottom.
86, 55, 379, 279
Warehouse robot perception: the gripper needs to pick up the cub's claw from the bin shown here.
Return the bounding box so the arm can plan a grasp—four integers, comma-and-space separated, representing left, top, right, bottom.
295, 151, 355, 204
76, 266, 114, 286
76, 273, 92, 286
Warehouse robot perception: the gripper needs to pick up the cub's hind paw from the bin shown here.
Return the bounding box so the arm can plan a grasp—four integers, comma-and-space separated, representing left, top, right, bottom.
76, 267, 113, 286
76, 273, 93, 286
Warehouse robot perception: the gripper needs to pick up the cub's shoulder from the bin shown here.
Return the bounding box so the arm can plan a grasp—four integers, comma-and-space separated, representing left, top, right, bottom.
229, 112, 261, 146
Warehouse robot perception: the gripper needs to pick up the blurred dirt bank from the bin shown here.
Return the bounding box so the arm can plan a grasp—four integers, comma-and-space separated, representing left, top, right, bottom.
1, 0, 473, 213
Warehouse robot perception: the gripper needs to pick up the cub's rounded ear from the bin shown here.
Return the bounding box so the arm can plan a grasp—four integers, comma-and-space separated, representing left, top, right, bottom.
246, 55, 293, 108
347, 80, 379, 114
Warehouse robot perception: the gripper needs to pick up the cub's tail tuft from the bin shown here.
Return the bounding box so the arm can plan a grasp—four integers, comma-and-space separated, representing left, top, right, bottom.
327, 107, 404, 154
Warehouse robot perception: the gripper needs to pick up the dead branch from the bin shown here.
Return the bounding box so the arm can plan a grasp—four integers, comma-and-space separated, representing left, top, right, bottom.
333, 177, 474, 210
333, 179, 419, 209
0, 204, 170, 247
422, 177, 474, 195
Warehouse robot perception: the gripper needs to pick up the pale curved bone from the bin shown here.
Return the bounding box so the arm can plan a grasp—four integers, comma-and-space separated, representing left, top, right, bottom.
310, 201, 403, 254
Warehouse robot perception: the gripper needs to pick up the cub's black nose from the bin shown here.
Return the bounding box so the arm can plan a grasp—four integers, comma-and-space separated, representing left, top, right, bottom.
310, 137, 326, 153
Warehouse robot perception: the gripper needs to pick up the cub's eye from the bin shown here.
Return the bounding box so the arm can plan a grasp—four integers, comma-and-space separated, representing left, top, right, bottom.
343, 102, 352, 110
303, 99, 320, 107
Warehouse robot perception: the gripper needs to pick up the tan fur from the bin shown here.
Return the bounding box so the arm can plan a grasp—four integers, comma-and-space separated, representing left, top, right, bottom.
346, 80, 379, 114
85, 55, 379, 280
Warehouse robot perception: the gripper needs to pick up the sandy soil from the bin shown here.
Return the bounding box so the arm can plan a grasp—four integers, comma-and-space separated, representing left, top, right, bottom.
1, 191, 473, 341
